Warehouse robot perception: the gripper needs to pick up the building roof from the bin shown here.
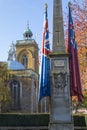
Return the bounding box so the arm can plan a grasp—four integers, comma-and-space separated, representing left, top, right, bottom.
8, 60, 25, 70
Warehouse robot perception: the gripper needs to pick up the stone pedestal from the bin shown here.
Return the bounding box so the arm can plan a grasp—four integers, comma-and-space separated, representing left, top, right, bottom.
49, 0, 74, 129
49, 53, 74, 130
50, 123, 74, 130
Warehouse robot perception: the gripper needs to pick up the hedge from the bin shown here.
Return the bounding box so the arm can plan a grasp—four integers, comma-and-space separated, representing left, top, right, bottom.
0, 113, 87, 127
0, 113, 49, 126
73, 115, 87, 127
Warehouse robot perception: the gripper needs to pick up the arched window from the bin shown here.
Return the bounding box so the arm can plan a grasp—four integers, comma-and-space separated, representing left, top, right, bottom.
10, 80, 21, 110
22, 54, 28, 68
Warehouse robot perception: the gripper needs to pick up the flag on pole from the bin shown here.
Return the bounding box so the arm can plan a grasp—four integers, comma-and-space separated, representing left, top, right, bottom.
68, 2, 83, 102
38, 3, 50, 102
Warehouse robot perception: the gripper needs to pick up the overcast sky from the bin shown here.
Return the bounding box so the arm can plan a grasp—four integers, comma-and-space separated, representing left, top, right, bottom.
0, 0, 73, 61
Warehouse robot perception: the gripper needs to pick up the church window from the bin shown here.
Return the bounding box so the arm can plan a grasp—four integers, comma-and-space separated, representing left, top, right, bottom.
10, 80, 21, 110
22, 54, 28, 68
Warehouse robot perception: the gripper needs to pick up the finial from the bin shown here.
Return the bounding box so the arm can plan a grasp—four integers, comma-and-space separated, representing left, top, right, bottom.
27, 20, 29, 29
10, 41, 14, 48
68, 2, 72, 7
44, 3, 48, 9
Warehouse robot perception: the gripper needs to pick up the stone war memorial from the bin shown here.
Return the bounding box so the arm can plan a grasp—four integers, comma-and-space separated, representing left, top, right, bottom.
49, 0, 74, 129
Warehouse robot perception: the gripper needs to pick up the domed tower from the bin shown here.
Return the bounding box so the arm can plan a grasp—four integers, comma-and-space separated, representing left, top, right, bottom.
23, 23, 33, 39
16, 23, 39, 74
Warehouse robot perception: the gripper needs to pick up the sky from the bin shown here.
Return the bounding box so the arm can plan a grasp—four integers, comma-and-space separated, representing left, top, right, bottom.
0, 0, 73, 61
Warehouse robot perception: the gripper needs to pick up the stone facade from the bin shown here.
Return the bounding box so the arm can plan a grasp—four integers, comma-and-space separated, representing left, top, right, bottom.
8, 37, 39, 113
6, 29, 50, 113
16, 39, 39, 74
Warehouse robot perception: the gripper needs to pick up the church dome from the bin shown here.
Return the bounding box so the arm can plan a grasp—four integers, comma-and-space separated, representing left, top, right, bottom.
23, 23, 33, 39
8, 60, 25, 70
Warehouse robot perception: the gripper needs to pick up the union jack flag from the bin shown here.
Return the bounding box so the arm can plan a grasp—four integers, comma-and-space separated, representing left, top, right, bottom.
38, 4, 50, 102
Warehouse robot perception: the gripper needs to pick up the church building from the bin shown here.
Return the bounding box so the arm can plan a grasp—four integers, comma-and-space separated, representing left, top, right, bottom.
7, 24, 39, 113
0, 24, 49, 113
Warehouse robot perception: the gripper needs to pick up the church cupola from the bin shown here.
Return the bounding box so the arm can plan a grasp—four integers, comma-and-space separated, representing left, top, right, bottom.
23, 22, 33, 39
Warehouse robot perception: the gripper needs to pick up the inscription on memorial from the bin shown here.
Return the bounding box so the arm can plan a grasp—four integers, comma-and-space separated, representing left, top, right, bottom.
54, 60, 65, 67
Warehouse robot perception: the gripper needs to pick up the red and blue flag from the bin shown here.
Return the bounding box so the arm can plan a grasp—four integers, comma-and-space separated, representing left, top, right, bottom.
38, 4, 50, 102
68, 3, 83, 102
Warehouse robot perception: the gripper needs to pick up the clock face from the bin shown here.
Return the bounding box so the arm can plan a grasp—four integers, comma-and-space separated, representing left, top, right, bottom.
54, 60, 64, 67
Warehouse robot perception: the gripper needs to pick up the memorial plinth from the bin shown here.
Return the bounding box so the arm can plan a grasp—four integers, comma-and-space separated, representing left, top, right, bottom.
49, 53, 74, 130
49, 0, 74, 129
